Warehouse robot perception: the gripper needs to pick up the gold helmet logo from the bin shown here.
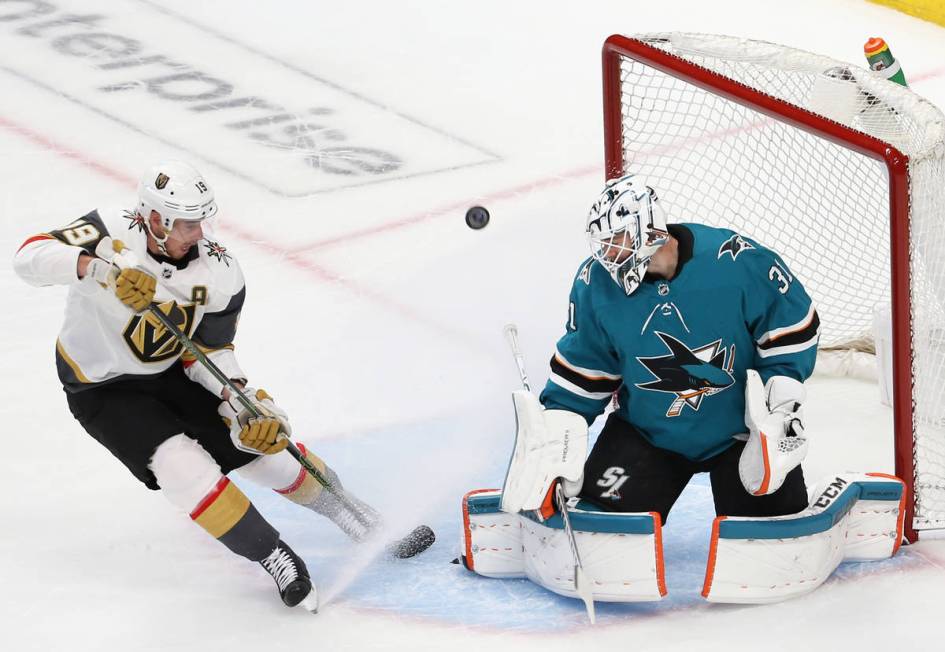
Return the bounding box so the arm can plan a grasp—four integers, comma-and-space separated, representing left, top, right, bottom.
155, 173, 170, 189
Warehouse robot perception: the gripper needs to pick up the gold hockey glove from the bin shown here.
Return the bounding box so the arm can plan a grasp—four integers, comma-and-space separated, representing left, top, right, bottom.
219, 388, 292, 455
114, 267, 157, 312
238, 417, 288, 455
90, 239, 157, 312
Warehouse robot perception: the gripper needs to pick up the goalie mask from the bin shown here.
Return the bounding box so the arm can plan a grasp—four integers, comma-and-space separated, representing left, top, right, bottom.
137, 161, 218, 253
586, 174, 669, 295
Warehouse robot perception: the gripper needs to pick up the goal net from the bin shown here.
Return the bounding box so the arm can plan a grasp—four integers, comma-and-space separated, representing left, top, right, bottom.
602, 33, 945, 541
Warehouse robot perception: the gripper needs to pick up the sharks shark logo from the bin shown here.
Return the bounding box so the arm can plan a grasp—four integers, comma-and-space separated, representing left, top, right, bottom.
578, 260, 593, 285
636, 332, 736, 417
718, 234, 755, 260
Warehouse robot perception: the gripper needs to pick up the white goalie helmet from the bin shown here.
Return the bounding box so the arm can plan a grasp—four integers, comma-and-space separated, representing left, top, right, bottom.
137, 160, 218, 231
586, 174, 669, 295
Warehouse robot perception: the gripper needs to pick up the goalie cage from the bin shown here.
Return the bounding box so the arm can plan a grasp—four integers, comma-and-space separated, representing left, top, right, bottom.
602, 33, 945, 542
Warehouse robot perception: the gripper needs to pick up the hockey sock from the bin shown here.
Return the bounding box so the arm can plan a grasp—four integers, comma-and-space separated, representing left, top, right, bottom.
272, 443, 329, 506
238, 442, 381, 541
190, 476, 280, 561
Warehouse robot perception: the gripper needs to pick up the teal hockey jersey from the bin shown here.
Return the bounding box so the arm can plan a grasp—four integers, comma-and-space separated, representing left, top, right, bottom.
539, 223, 819, 461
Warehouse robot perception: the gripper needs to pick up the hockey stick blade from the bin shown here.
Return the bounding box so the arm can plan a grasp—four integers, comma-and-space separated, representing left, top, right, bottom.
386, 525, 436, 559
556, 483, 596, 624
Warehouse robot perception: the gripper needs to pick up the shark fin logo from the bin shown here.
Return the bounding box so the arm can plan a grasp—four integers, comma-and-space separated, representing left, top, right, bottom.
718, 234, 755, 260
578, 260, 592, 285
636, 332, 736, 417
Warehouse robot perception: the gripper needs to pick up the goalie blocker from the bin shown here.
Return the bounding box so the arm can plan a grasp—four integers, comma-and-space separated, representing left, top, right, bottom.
460, 472, 905, 605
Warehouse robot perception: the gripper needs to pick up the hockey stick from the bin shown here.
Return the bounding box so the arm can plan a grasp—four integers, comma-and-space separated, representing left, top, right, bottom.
503, 324, 596, 624
95, 239, 433, 556
144, 300, 435, 558
503, 323, 532, 392
142, 302, 364, 520
555, 482, 596, 625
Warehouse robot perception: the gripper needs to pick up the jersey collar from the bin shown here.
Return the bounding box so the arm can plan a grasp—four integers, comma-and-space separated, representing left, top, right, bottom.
643, 223, 693, 284
147, 244, 199, 269
666, 224, 693, 279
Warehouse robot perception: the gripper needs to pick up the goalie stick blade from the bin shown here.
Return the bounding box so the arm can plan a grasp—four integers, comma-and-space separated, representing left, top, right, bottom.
575, 565, 596, 625
386, 525, 436, 559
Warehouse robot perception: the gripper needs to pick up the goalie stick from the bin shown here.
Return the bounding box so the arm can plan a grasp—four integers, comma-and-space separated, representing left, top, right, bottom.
99, 239, 434, 559
503, 324, 596, 623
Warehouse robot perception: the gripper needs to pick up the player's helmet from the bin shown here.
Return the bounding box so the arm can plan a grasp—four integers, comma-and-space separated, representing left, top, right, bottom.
586, 174, 669, 295
137, 160, 218, 231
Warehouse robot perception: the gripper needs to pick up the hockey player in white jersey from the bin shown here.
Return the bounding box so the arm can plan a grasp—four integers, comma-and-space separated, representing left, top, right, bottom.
13, 161, 381, 611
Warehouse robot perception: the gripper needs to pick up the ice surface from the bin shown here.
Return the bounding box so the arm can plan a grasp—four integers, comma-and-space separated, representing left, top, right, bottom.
2, 1, 944, 650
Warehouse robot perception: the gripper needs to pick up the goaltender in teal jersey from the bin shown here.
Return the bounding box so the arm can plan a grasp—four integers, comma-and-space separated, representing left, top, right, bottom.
539, 174, 820, 522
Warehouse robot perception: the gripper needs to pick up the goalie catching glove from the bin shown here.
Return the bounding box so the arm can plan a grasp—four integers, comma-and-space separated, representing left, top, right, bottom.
218, 388, 291, 455
738, 369, 807, 496
86, 238, 157, 312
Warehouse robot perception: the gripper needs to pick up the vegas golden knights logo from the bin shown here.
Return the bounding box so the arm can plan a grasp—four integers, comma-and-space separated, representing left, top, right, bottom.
155, 173, 170, 189
122, 300, 197, 363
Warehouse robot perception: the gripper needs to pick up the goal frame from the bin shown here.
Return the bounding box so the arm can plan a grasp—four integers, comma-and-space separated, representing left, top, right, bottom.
601, 34, 917, 542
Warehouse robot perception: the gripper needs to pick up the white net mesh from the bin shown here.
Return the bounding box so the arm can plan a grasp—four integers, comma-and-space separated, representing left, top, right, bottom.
611, 33, 945, 530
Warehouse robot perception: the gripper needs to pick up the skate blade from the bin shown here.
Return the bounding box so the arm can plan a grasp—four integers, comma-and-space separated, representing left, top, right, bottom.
298, 588, 319, 614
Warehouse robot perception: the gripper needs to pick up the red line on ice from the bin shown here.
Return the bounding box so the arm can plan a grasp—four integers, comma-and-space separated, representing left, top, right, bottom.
287, 163, 601, 255
0, 114, 504, 349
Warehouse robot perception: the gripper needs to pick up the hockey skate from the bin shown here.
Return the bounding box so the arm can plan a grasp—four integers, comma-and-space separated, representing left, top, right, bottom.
260, 540, 318, 612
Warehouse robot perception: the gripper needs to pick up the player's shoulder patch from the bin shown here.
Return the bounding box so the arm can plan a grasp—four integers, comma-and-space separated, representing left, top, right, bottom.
201, 239, 233, 267
717, 232, 756, 261
121, 207, 148, 234
199, 238, 244, 300
577, 258, 594, 286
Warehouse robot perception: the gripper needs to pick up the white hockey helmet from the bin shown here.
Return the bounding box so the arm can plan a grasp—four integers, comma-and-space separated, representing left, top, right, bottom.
586, 174, 669, 295
137, 160, 218, 231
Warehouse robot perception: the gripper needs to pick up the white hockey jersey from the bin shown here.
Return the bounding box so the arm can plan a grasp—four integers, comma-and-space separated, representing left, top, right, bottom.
14, 207, 246, 394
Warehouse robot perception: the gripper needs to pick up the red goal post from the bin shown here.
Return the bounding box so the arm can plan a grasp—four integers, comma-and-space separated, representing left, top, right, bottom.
602, 33, 945, 542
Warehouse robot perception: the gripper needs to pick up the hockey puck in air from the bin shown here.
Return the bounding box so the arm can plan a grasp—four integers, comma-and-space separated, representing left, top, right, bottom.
465, 206, 490, 230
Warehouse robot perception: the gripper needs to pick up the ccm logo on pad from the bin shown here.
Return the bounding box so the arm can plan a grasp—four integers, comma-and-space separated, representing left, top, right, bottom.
812, 476, 849, 510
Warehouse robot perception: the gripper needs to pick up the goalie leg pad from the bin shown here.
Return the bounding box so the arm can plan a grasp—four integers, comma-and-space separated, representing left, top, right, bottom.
461, 489, 667, 601
461, 489, 526, 578
702, 472, 905, 604
521, 505, 667, 602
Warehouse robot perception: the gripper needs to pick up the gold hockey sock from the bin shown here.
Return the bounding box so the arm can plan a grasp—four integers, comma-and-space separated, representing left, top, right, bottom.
273, 443, 328, 506
190, 476, 279, 561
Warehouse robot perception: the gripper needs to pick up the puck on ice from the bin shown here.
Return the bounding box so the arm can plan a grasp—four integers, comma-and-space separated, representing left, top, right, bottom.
387, 525, 436, 559
465, 206, 490, 230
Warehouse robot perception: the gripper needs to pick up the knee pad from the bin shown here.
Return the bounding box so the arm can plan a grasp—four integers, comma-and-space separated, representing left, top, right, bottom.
237, 448, 300, 489
149, 434, 224, 512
